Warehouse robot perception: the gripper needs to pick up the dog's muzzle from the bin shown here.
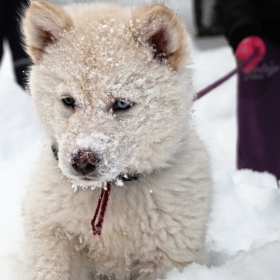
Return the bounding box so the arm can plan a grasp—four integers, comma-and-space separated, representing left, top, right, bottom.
51, 145, 140, 182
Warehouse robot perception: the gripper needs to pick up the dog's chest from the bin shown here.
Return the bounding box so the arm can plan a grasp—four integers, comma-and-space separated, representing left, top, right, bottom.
62, 185, 158, 260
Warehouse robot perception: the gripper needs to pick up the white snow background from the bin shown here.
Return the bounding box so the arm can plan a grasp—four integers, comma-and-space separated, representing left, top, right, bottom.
0, 1, 280, 279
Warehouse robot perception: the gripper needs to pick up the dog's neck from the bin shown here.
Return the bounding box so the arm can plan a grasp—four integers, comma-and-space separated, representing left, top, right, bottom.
51, 145, 140, 182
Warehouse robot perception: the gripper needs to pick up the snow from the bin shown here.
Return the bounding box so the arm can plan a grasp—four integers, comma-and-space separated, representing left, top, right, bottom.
1, 1, 280, 279
167, 241, 280, 280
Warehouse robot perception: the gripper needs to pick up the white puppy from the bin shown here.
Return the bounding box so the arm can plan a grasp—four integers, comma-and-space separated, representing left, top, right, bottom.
22, 1, 212, 279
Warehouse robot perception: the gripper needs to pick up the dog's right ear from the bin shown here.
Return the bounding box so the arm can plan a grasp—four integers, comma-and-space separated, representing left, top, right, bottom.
22, 0, 73, 63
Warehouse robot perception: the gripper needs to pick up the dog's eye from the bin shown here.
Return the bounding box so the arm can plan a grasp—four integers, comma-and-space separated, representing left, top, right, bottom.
114, 100, 134, 110
62, 97, 75, 108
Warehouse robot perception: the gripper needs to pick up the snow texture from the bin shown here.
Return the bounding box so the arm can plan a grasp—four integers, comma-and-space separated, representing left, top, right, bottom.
1, 1, 280, 279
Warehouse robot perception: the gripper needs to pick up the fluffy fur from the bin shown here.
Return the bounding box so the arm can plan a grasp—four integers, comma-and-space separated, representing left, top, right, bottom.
22, 1, 212, 279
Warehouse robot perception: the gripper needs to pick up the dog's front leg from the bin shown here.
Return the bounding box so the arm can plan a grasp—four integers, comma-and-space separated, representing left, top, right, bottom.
30, 231, 72, 280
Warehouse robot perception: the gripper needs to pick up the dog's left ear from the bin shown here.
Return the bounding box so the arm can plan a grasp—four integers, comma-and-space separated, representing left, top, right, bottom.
132, 4, 189, 70
22, 0, 73, 64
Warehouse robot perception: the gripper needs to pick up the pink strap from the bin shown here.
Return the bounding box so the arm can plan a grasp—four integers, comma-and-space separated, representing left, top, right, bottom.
91, 182, 111, 236
193, 51, 257, 101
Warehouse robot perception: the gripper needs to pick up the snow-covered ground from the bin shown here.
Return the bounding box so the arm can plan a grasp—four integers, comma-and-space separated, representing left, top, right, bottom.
1, 1, 280, 279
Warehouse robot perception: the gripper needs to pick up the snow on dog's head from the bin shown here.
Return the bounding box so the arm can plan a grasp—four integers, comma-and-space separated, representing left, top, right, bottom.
22, 1, 193, 188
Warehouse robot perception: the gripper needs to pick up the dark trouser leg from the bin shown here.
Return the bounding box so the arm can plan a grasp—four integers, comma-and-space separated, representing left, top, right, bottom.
6, 0, 31, 89
0, 0, 8, 63
211, 0, 223, 35
237, 39, 280, 181
194, 0, 223, 37
193, 0, 204, 36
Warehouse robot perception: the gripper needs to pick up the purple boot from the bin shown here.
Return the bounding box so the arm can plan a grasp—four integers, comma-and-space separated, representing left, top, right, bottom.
237, 39, 280, 181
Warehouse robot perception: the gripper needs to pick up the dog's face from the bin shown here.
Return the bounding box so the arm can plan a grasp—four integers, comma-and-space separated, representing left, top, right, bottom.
23, 1, 192, 187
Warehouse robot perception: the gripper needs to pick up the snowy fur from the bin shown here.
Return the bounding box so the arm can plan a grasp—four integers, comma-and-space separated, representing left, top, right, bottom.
22, 1, 212, 279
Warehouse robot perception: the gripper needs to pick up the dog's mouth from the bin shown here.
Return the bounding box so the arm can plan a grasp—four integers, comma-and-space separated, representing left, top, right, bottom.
80, 177, 100, 182
76, 173, 141, 185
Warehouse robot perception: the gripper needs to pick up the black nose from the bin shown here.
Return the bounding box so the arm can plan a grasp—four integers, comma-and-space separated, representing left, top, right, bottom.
73, 163, 96, 175
71, 150, 99, 175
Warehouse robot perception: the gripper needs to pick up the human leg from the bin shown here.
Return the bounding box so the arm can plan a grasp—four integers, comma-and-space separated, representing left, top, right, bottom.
0, 0, 8, 64
237, 39, 280, 181
6, 0, 31, 89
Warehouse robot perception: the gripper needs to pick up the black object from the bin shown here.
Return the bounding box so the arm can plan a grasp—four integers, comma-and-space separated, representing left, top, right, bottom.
222, 0, 280, 50
0, 0, 32, 89
194, 0, 223, 37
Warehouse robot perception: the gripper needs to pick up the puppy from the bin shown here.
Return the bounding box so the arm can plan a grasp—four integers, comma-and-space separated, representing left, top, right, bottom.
22, 1, 212, 279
